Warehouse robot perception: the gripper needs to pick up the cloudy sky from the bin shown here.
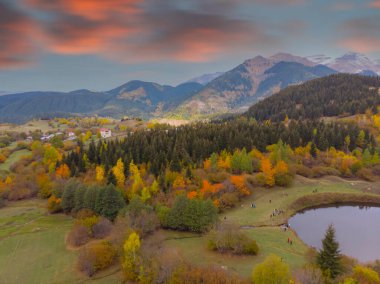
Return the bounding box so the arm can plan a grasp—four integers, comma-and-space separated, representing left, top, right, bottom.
0, 0, 379, 92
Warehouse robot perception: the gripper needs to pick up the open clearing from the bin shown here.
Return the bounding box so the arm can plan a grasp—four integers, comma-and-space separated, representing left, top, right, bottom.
0, 176, 378, 282
163, 176, 380, 279
0, 199, 121, 284
0, 149, 31, 172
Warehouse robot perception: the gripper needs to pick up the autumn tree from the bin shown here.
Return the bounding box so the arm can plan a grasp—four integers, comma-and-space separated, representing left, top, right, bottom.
95, 165, 105, 183
122, 232, 141, 281
112, 158, 125, 188
351, 265, 380, 284
252, 254, 291, 284
56, 164, 70, 179
260, 157, 275, 187
230, 175, 250, 196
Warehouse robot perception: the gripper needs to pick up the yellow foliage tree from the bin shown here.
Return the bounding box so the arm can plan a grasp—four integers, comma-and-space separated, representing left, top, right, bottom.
122, 232, 141, 281
172, 175, 186, 190
95, 165, 105, 182
37, 173, 53, 198
112, 158, 125, 188
352, 265, 380, 284
4, 175, 12, 185
129, 161, 143, 196
252, 254, 290, 284
274, 160, 288, 175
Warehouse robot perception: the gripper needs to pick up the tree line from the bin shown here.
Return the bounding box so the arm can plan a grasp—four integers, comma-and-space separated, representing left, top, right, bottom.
63, 118, 374, 179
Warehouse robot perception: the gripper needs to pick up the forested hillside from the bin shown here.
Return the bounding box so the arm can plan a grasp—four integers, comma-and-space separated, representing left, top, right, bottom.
246, 74, 380, 121
64, 119, 373, 177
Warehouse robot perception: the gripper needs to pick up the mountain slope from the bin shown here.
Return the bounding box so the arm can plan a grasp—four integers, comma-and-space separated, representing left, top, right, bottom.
100, 81, 203, 118
0, 90, 112, 123
173, 54, 333, 116
246, 74, 380, 121
0, 81, 203, 123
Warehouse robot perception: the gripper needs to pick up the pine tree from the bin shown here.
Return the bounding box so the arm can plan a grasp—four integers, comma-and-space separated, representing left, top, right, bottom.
310, 142, 317, 158
107, 170, 117, 185
317, 224, 342, 279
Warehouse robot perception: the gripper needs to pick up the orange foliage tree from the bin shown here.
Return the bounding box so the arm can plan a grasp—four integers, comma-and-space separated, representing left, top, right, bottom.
260, 158, 275, 187
230, 175, 250, 196
56, 164, 70, 179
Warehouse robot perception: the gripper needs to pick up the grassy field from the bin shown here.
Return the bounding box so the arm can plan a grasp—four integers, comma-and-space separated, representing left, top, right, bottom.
0, 199, 122, 284
163, 226, 309, 279
0, 176, 378, 282
224, 175, 376, 227
163, 175, 379, 279
0, 149, 31, 172
0, 119, 61, 133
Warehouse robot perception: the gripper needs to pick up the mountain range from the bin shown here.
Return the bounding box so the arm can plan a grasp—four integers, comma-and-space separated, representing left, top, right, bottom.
0, 52, 379, 123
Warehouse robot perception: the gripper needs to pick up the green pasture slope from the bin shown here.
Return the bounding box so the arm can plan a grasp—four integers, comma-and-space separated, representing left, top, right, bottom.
0, 200, 121, 284
0, 149, 31, 172
163, 176, 379, 279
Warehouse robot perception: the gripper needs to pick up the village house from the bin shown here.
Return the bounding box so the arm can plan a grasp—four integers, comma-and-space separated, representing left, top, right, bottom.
100, 128, 112, 138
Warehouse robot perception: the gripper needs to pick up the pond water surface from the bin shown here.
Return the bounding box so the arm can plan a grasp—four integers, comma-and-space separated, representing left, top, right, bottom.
288, 205, 380, 262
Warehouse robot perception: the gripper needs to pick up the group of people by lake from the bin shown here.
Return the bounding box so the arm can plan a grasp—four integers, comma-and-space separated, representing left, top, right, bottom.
270, 208, 284, 218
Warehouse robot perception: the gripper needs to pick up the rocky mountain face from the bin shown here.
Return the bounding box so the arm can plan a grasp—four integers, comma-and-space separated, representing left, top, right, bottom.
173, 53, 335, 116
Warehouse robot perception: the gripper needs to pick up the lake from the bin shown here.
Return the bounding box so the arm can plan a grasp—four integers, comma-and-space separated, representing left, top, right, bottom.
288, 205, 380, 262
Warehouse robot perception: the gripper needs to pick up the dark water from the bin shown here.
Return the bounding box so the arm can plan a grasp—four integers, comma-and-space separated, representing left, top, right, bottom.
288, 206, 380, 262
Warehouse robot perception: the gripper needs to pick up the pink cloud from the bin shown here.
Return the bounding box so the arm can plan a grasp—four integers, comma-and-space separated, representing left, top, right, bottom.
22, 0, 276, 63
338, 37, 380, 53
369, 0, 380, 8
0, 3, 39, 68
338, 17, 380, 53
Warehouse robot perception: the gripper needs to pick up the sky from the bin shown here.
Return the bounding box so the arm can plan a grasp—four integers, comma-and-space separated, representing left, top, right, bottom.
0, 0, 379, 92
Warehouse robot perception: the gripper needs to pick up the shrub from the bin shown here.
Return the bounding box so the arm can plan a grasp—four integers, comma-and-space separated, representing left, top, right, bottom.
311, 166, 340, 178
219, 192, 239, 209
76, 216, 99, 234
67, 224, 90, 247
243, 240, 260, 255
92, 218, 113, 239
274, 172, 294, 187
78, 241, 116, 276
47, 195, 61, 213
357, 168, 377, 182
207, 223, 259, 255
208, 172, 228, 183
294, 164, 312, 178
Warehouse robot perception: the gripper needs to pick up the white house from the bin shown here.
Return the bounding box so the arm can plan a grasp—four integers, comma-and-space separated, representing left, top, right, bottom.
100, 128, 112, 138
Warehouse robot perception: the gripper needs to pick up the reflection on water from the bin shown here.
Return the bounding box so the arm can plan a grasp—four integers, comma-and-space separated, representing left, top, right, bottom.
289, 206, 380, 262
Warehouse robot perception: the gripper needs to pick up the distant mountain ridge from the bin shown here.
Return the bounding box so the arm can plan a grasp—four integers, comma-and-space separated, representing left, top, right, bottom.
0, 52, 379, 123
308, 52, 380, 75
0, 81, 203, 123
187, 72, 225, 85
173, 53, 336, 117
